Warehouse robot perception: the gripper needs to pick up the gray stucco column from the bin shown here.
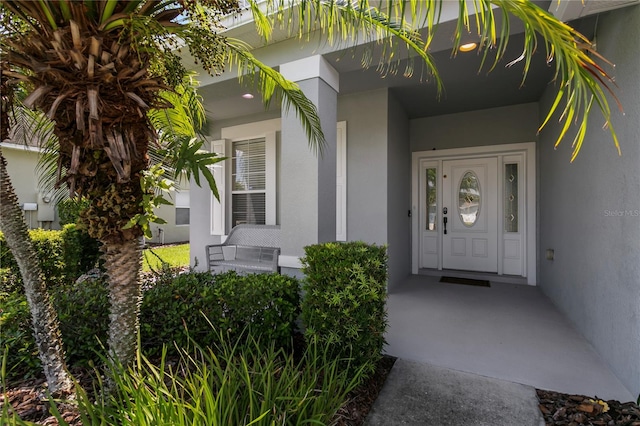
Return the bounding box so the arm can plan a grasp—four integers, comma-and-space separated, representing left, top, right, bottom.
280, 55, 339, 259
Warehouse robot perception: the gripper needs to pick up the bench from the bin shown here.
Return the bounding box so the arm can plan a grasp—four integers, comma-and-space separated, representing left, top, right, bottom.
206, 224, 280, 274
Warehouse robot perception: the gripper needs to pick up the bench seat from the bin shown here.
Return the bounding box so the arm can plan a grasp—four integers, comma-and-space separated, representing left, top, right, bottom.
206, 225, 280, 274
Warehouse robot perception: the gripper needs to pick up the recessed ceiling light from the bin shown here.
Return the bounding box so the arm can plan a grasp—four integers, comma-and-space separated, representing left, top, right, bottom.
242, 93, 254, 99
459, 42, 478, 52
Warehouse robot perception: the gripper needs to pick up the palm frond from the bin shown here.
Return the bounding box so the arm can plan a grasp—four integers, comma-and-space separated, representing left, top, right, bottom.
225, 37, 326, 154
485, 0, 619, 160
244, 0, 619, 160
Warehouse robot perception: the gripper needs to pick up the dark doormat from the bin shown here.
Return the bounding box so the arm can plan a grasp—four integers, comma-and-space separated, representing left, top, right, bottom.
440, 276, 490, 287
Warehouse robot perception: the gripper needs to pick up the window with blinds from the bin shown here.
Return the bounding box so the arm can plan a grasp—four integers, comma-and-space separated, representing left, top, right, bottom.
232, 138, 266, 226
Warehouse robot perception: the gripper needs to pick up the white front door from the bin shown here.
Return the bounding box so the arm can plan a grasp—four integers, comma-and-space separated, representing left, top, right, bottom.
442, 157, 498, 272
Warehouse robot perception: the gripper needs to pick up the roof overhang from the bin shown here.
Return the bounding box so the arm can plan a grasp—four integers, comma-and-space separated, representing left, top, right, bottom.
549, 0, 640, 22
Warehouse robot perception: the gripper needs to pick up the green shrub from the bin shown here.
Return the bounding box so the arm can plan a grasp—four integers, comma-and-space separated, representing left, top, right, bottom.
213, 272, 300, 348
57, 198, 90, 226
0, 279, 109, 383
0, 226, 101, 294
140, 271, 300, 357
54, 279, 109, 366
0, 292, 40, 383
60, 224, 102, 280
1, 270, 301, 382
140, 271, 219, 357
301, 241, 388, 379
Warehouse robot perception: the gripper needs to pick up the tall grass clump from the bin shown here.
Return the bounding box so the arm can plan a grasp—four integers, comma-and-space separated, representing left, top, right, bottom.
68, 332, 365, 425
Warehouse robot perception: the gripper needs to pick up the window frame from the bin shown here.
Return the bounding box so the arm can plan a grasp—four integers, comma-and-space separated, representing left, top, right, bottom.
175, 190, 190, 226
211, 119, 279, 235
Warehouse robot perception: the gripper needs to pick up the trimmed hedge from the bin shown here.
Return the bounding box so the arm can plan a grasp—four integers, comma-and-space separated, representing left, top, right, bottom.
301, 241, 388, 379
0, 225, 101, 293
141, 271, 300, 357
2, 271, 300, 382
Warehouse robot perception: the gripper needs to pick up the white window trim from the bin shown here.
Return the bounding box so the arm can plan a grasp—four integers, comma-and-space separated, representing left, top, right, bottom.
210, 139, 226, 235
212, 119, 348, 251
211, 119, 280, 235
336, 121, 347, 241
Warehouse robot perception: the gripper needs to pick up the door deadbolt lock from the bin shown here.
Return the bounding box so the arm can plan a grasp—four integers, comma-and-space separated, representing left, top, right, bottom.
443, 207, 448, 215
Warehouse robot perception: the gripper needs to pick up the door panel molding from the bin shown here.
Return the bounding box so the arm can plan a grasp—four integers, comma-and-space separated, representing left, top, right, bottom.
442, 157, 498, 272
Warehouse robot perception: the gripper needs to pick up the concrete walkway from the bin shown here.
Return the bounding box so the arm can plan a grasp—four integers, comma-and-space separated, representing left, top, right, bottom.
368, 274, 634, 423
366, 359, 544, 426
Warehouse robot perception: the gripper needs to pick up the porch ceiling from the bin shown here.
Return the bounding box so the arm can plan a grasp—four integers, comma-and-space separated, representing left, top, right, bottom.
200, 9, 598, 123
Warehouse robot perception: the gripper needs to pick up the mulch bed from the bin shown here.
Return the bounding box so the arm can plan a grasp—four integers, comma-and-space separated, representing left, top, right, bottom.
537, 389, 640, 426
5, 362, 640, 426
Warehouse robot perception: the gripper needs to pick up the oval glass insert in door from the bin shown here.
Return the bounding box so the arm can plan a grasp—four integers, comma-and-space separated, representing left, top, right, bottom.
458, 171, 481, 227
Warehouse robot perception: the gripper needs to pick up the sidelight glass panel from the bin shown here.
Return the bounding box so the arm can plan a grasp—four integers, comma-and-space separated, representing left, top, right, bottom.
504, 163, 518, 232
458, 171, 481, 227
426, 168, 437, 230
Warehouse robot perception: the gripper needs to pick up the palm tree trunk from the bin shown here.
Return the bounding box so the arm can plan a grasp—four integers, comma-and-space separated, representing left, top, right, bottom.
0, 148, 73, 394
103, 238, 143, 367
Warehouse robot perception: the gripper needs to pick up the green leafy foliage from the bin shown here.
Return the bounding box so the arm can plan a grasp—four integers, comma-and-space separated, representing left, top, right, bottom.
0, 292, 40, 382
123, 164, 175, 239
57, 198, 90, 226
140, 271, 219, 357
0, 229, 64, 291
213, 272, 300, 349
140, 271, 300, 357
301, 241, 388, 379
1, 271, 300, 383
0, 226, 101, 294
54, 279, 109, 367
65, 333, 364, 426
60, 224, 102, 280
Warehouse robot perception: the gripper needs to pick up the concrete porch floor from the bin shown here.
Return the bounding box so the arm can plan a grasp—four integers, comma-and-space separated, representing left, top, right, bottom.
385, 275, 634, 402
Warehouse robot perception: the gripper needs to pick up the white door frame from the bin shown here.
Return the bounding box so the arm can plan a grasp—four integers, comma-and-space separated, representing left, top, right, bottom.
411, 142, 537, 285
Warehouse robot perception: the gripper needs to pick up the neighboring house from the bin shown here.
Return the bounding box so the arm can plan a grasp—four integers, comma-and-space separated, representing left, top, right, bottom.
1, 142, 58, 229
1, 142, 190, 244
188, 1, 640, 398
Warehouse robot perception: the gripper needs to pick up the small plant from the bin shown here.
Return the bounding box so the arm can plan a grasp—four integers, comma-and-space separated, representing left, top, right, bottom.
301, 241, 389, 379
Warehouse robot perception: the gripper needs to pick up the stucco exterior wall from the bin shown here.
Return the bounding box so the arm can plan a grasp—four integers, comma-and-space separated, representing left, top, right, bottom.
2, 147, 60, 229
338, 89, 389, 245
537, 5, 640, 397
3, 147, 39, 206
409, 103, 539, 152
147, 204, 190, 245
386, 92, 412, 290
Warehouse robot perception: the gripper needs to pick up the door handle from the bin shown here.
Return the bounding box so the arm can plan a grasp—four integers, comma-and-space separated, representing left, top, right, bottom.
443, 216, 448, 234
